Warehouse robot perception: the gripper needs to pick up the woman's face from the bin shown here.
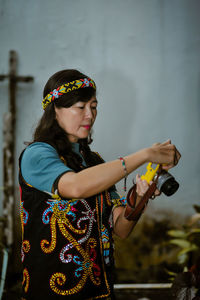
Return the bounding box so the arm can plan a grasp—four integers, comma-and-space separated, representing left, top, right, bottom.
55, 96, 98, 142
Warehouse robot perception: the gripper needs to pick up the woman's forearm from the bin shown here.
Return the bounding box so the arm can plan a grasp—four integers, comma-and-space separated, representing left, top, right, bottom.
58, 148, 149, 198
113, 188, 148, 239
113, 206, 137, 239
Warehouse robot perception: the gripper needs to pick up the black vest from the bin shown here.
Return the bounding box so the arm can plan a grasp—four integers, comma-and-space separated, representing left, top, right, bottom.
19, 152, 115, 300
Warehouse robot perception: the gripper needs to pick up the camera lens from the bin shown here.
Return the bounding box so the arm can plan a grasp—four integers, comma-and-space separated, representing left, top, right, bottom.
156, 170, 179, 196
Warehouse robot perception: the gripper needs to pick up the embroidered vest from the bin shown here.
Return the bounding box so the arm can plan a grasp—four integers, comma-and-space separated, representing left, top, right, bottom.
19, 152, 115, 299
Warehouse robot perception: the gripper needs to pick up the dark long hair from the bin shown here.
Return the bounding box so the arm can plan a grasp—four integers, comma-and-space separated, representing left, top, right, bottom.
32, 69, 103, 171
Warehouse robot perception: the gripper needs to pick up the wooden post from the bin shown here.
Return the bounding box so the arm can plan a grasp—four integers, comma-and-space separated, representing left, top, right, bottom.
0, 50, 34, 247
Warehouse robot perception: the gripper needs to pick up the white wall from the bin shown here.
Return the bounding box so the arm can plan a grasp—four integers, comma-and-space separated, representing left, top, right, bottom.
0, 0, 200, 216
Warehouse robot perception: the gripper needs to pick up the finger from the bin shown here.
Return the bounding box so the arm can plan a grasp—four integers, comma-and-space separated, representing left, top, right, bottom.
136, 174, 141, 187
136, 183, 142, 196
136, 180, 147, 196
136, 175, 142, 194
140, 180, 149, 194
161, 139, 171, 146
141, 179, 148, 188
176, 148, 181, 158
154, 189, 161, 196
175, 149, 181, 162
136, 174, 140, 182
136, 175, 148, 185
142, 178, 148, 184
136, 175, 149, 196
161, 144, 177, 168
174, 152, 178, 166
162, 164, 171, 170
171, 146, 181, 166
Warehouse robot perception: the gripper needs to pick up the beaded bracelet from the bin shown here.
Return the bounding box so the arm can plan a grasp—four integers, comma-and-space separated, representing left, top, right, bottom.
118, 157, 128, 192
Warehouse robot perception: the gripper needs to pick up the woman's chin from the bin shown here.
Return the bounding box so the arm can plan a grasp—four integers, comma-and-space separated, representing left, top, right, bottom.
68, 133, 90, 142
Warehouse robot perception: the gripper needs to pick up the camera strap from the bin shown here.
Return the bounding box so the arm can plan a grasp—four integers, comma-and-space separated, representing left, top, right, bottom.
124, 182, 157, 221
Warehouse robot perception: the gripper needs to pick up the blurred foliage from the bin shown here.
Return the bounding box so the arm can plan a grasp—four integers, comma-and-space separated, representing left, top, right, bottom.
114, 210, 185, 283
166, 204, 200, 280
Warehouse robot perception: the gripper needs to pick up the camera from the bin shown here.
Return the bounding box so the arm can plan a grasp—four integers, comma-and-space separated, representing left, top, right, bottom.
155, 169, 179, 196
141, 163, 179, 196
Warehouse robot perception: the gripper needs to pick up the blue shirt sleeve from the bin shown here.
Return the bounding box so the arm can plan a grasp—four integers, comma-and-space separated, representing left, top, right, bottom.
21, 142, 73, 193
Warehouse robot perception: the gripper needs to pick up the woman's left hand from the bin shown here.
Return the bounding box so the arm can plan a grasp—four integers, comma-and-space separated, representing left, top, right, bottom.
135, 174, 161, 205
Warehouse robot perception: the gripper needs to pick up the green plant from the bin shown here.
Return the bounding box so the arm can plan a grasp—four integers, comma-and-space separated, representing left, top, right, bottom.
166, 204, 200, 279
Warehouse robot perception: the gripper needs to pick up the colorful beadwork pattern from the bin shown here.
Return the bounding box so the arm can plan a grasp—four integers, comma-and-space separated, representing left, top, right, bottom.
22, 268, 30, 293
42, 78, 96, 110
19, 186, 31, 263
40, 193, 102, 296
19, 148, 126, 299
112, 195, 127, 208
101, 225, 110, 265
50, 238, 101, 296
21, 240, 31, 262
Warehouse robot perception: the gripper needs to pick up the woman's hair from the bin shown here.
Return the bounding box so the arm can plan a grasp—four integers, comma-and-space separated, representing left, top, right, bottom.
32, 69, 103, 171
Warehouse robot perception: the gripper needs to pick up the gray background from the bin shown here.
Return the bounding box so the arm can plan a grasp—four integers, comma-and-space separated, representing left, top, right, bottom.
0, 0, 200, 217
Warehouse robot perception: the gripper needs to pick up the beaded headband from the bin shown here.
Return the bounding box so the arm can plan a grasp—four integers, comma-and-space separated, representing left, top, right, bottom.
42, 77, 96, 110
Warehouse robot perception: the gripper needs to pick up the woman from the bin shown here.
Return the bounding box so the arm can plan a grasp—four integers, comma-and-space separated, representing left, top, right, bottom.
19, 69, 181, 299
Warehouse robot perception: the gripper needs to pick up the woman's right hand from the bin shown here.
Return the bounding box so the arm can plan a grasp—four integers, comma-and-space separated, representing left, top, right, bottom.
148, 139, 181, 169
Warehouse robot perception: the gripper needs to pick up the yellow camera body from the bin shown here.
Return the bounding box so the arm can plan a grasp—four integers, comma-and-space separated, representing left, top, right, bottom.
141, 163, 179, 196
141, 163, 160, 184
